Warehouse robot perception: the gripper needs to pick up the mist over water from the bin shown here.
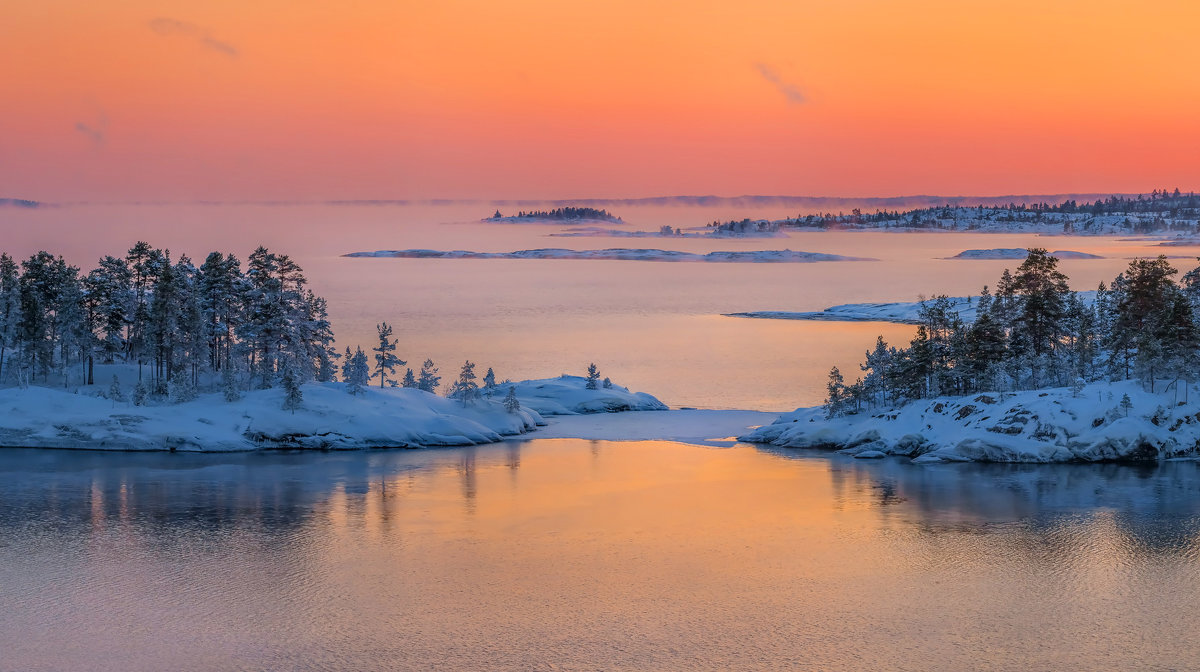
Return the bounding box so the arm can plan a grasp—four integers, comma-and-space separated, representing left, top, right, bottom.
0, 203, 1183, 409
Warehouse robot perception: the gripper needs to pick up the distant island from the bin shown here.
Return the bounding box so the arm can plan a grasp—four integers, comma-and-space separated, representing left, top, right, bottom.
486, 206, 623, 224
740, 190, 1200, 236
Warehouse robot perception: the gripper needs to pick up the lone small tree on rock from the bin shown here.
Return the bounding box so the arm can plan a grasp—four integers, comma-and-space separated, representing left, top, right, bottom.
504, 386, 520, 414
372, 322, 405, 388
585, 363, 600, 390
1120, 392, 1133, 417
449, 360, 480, 406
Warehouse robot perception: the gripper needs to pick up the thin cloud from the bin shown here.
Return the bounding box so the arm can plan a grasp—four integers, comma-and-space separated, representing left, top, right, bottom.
754, 63, 806, 104
74, 111, 108, 145
149, 18, 238, 57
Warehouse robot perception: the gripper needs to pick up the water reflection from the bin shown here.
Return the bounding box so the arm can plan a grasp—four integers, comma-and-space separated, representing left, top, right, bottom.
4, 442, 1200, 671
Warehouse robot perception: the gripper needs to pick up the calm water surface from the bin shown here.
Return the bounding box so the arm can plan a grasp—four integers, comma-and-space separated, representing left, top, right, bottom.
2, 442, 1200, 671
2, 203, 1192, 408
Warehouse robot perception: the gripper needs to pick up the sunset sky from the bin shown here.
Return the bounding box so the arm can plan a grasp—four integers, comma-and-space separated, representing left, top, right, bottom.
4, 0, 1200, 201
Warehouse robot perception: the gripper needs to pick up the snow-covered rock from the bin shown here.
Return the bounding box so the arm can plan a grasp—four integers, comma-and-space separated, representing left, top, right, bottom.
727, 291, 1097, 325
344, 248, 874, 263
947, 248, 1104, 260
0, 376, 666, 452
739, 381, 1200, 463
494, 375, 668, 415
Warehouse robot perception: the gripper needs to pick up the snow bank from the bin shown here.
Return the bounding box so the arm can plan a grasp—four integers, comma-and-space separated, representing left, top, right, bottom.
0, 376, 666, 452
344, 248, 874, 263
947, 249, 1104, 260
740, 381, 1200, 463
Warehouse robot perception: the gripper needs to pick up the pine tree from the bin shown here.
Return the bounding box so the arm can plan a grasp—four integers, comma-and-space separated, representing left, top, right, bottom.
503, 386, 520, 414
346, 347, 370, 395
372, 322, 404, 387
281, 360, 303, 412
448, 360, 480, 406
133, 380, 148, 406
603, 377, 612, 389
825, 366, 848, 418
1120, 393, 1133, 417
417, 359, 440, 393
585, 363, 600, 389
0, 253, 20, 385
341, 346, 354, 382
169, 367, 196, 403
109, 374, 123, 404
483, 367, 496, 397
222, 363, 242, 402
402, 367, 417, 388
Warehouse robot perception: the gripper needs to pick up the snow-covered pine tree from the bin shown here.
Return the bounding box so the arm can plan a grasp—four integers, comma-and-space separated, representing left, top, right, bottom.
341, 346, 354, 382
503, 386, 520, 414
417, 359, 440, 393
222, 363, 242, 402
603, 377, 612, 389
281, 360, 303, 412
1120, 393, 1133, 417
402, 367, 417, 388
483, 367, 496, 397
347, 347, 370, 395
448, 360, 480, 406
109, 374, 123, 404
169, 367, 196, 403
825, 366, 848, 418
0, 253, 20, 384
372, 322, 404, 388
133, 380, 148, 406
585, 363, 600, 389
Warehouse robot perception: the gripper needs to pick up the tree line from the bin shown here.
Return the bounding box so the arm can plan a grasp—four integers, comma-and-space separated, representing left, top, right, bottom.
826, 249, 1200, 416
0, 242, 336, 401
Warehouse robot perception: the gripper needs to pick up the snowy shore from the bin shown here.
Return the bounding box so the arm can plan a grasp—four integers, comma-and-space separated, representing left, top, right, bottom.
740, 381, 1200, 463
0, 376, 671, 452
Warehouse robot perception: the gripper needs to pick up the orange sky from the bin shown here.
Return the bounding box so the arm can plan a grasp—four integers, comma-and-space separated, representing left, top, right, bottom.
4, 0, 1200, 201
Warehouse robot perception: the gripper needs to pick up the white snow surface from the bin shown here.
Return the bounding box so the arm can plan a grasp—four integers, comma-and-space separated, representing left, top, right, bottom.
344, 248, 874, 263
0, 375, 666, 452
728, 291, 1097, 325
947, 248, 1104, 260
740, 381, 1200, 463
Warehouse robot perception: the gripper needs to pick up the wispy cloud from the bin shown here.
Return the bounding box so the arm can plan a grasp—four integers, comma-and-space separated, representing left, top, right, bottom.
74, 111, 108, 145
754, 63, 806, 105
149, 18, 238, 57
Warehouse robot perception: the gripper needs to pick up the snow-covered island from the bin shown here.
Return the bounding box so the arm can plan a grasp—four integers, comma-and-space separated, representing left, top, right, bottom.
551, 220, 787, 239
345, 248, 875, 263
0, 375, 667, 452
948, 248, 1103, 260
0, 242, 690, 452
741, 248, 1200, 463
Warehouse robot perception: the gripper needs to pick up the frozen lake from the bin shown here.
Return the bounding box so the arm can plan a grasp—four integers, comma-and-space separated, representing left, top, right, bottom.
3, 442, 1200, 670
1, 202, 1190, 409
